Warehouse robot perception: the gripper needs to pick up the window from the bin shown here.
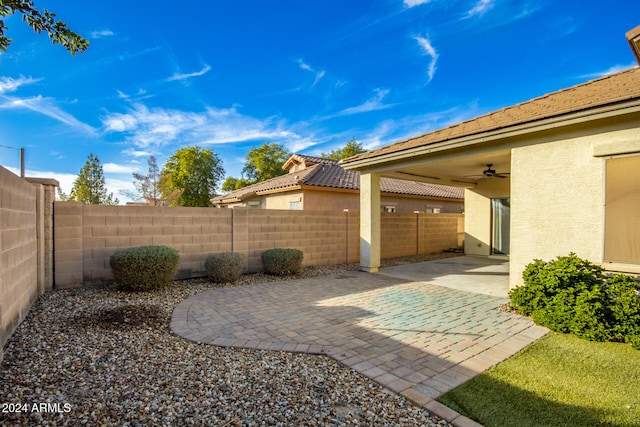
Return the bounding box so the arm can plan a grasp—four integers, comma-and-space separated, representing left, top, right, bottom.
247, 201, 261, 209
425, 207, 441, 214
383, 205, 396, 213
289, 201, 301, 210
604, 155, 640, 264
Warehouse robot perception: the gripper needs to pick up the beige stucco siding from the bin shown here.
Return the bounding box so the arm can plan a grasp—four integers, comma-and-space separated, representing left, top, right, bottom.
262, 190, 305, 210
464, 178, 509, 256
509, 128, 639, 287
303, 189, 463, 213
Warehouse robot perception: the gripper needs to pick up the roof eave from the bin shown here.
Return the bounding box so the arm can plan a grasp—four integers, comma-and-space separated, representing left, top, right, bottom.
342, 100, 640, 170
255, 184, 303, 196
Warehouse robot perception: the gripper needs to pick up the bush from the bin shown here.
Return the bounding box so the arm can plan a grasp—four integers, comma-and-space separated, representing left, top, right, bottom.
509, 253, 640, 348
262, 248, 303, 276
109, 245, 180, 292
205, 252, 245, 283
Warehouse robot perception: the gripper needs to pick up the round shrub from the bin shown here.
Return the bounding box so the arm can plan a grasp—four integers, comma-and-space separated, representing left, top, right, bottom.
509, 253, 640, 348
205, 252, 246, 283
262, 248, 303, 276
109, 245, 180, 292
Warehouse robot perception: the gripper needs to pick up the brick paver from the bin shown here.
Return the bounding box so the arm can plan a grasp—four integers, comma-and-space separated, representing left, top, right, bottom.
170, 268, 548, 425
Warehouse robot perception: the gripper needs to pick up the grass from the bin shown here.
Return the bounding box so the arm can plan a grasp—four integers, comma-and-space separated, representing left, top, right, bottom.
438, 332, 640, 427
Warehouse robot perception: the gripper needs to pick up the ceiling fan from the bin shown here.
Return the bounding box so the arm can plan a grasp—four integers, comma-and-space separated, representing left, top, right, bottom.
465, 164, 510, 179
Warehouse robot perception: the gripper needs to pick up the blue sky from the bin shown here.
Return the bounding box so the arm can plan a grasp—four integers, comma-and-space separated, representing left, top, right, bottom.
1, 0, 638, 203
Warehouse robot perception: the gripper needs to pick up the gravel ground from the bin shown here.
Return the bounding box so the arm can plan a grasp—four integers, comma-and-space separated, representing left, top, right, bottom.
1, 254, 458, 426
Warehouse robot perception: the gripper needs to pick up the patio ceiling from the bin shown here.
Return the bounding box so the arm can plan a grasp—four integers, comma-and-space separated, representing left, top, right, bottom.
360, 148, 512, 189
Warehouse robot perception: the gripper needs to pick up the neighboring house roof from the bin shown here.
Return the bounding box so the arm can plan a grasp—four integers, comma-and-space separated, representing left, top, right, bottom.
212, 157, 464, 203
341, 67, 640, 165
282, 154, 337, 170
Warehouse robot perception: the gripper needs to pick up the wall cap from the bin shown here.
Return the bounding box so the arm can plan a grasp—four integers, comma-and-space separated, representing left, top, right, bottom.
25, 177, 60, 187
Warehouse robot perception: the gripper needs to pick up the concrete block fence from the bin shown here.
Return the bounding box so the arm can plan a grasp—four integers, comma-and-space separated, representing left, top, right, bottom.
54, 202, 464, 288
0, 167, 57, 361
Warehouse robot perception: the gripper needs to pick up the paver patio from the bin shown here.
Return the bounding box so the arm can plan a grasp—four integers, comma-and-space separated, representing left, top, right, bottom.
171, 258, 548, 426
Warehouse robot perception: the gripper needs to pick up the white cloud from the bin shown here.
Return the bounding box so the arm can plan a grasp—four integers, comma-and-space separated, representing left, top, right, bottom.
465, 0, 494, 18
167, 65, 212, 82
91, 29, 115, 39
336, 88, 393, 116
0, 75, 41, 93
122, 148, 154, 158
103, 163, 139, 174
579, 63, 638, 80
0, 95, 97, 135
414, 36, 439, 82
102, 103, 304, 151
404, 0, 431, 7
297, 59, 326, 87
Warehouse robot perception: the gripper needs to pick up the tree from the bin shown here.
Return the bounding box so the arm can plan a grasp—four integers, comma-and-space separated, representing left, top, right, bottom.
0, 0, 89, 54
242, 142, 291, 183
222, 142, 290, 191
68, 154, 119, 205
221, 176, 251, 192
120, 155, 162, 206
160, 146, 224, 207
321, 137, 366, 160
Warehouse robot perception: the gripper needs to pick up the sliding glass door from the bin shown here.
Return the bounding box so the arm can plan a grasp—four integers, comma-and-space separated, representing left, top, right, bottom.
491, 198, 510, 255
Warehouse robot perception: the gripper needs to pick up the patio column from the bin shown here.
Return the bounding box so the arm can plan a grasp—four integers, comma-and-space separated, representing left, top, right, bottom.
360, 171, 381, 272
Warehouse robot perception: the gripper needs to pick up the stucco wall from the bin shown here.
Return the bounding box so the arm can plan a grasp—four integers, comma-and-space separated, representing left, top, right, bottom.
225, 188, 463, 213
464, 178, 510, 256
302, 189, 463, 213
0, 167, 37, 360
263, 190, 305, 210
510, 125, 640, 288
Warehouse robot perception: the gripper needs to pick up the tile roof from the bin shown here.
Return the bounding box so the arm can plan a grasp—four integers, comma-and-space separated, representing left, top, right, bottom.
341, 66, 640, 165
212, 156, 464, 203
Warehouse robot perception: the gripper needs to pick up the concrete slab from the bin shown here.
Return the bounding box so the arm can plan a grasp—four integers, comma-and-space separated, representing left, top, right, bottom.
378, 256, 510, 298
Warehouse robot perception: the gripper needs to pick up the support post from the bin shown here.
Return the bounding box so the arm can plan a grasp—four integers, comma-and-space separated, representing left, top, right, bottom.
359, 172, 380, 272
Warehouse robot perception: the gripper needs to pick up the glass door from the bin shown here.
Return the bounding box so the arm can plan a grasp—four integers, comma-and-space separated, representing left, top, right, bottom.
491, 198, 510, 255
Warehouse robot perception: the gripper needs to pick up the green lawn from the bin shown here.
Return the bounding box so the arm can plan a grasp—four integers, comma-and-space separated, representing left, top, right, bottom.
438, 332, 640, 427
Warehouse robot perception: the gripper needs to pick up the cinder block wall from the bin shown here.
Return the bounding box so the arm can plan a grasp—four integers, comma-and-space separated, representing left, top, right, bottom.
381, 212, 419, 258
420, 213, 464, 254
381, 212, 463, 258
54, 202, 463, 288
246, 209, 354, 268
0, 167, 37, 360
54, 203, 233, 287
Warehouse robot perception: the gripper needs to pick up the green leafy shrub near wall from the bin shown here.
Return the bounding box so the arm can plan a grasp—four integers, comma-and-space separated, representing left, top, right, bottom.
109, 245, 180, 291
204, 252, 245, 283
262, 248, 303, 276
510, 253, 640, 348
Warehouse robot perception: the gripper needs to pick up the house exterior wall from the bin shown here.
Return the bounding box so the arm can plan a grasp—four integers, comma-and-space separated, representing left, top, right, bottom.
233, 188, 464, 213
263, 190, 304, 210
302, 188, 463, 213
509, 123, 640, 288
464, 178, 510, 256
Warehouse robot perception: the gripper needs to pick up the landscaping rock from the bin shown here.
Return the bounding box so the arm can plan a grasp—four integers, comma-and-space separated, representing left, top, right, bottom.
0, 255, 458, 426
